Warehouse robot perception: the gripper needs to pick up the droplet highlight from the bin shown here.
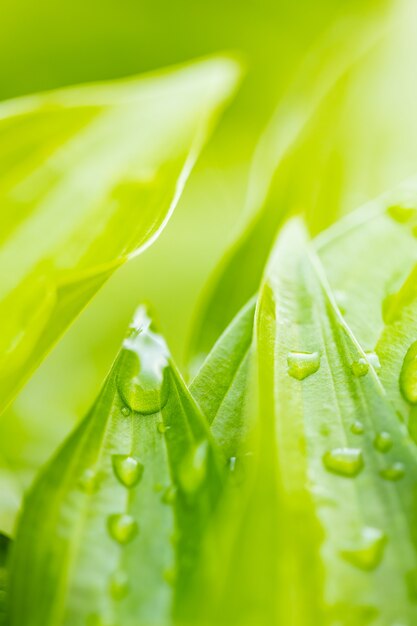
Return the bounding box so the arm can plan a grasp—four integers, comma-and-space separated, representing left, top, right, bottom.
351, 421, 364, 435
287, 351, 320, 380
107, 513, 138, 545
340, 527, 387, 571
79, 468, 100, 494
112, 455, 144, 488
109, 570, 129, 600
323, 448, 364, 477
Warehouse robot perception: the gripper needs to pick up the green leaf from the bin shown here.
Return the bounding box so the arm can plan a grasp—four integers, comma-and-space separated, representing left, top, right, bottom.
0, 56, 240, 413
0, 533, 11, 626
7, 307, 224, 626
250, 218, 417, 624
189, 20, 385, 364
190, 296, 256, 457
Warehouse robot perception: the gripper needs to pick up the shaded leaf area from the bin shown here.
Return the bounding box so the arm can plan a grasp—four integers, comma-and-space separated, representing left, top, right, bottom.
189, 17, 386, 364
190, 296, 256, 458
7, 308, 225, 626
0, 56, 239, 412
0, 534, 11, 626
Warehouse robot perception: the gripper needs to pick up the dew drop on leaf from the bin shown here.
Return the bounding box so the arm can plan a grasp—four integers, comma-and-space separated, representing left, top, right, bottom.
323, 448, 364, 477
178, 441, 209, 494
117, 308, 170, 414
386, 203, 417, 223
379, 462, 405, 482
365, 351, 381, 371
351, 421, 365, 435
287, 351, 320, 380
400, 341, 417, 404
121, 406, 131, 417
109, 570, 129, 601
112, 454, 144, 488
107, 513, 138, 545
161, 485, 177, 505
374, 431, 393, 453
157, 421, 169, 434
79, 468, 100, 493
351, 358, 369, 377
340, 527, 387, 571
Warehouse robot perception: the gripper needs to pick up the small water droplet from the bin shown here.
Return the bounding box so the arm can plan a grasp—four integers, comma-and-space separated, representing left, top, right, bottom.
340, 527, 387, 571
121, 406, 131, 417
112, 455, 144, 488
157, 421, 169, 434
365, 351, 381, 371
161, 485, 177, 505
351, 421, 364, 435
109, 570, 129, 601
178, 441, 209, 494
379, 462, 405, 481
107, 513, 138, 545
117, 308, 170, 414
79, 468, 100, 493
387, 203, 416, 223
374, 431, 393, 453
323, 448, 364, 477
400, 341, 417, 404
351, 358, 369, 377
287, 351, 320, 380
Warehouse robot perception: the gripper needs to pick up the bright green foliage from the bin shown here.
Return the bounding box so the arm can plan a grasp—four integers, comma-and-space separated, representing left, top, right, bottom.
7, 308, 224, 626
0, 56, 239, 413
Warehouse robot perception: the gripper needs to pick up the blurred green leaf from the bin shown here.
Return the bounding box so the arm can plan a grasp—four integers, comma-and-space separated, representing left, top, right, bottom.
0, 533, 11, 626
0, 56, 240, 413
189, 19, 386, 365
7, 307, 224, 626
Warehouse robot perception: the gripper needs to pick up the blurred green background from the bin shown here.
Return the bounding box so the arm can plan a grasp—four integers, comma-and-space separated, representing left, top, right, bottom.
2, 0, 417, 489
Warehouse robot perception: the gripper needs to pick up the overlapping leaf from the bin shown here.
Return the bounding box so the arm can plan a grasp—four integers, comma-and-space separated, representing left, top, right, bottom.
0, 56, 239, 412
7, 308, 226, 626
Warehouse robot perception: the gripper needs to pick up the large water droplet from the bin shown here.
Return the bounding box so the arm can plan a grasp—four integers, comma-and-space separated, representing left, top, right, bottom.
340, 527, 387, 571
379, 462, 405, 482
287, 351, 320, 380
323, 448, 364, 477
117, 308, 170, 414
374, 431, 393, 453
112, 455, 144, 488
178, 441, 209, 494
107, 513, 138, 545
351, 421, 364, 435
109, 570, 129, 601
400, 341, 417, 404
351, 358, 369, 377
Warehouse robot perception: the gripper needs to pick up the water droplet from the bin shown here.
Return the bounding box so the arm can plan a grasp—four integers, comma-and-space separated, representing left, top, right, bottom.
374, 431, 393, 453
341, 527, 387, 571
323, 448, 364, 477
107, 513, 138, 545
161, 485, 177, 505
79, 468, 100, 493
121, 406, 131, 417
351, 421, 364, 435
117, 308, 170, 414
387, 204, 416, 223
178, 441, 209, 494
400, 341, 417, 404
157, 421, 169, 434
379, 462, 405, 481
287, 351, 320, 380
365, 351, 381, 371
112, 455, 144, 488
109, 570, 129, 601
351, 358, 369, 377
